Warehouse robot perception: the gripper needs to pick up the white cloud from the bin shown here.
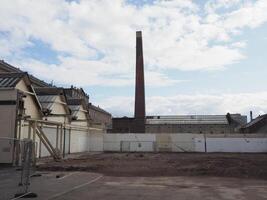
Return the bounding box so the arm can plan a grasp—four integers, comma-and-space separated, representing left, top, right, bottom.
205, 0, 242, 13
0, 0, 267, 87
100, 92, 267, 118
231, 41, 247, 48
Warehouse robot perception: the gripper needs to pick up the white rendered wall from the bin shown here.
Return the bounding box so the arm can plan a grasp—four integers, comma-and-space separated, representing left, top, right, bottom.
103, 134, 155, 152
206, 137, 267, 152
102, 133, 267, 153
40, 127, 57, 157
170, 134, 204, 152
70, 129, 88, 153
88, 132, 103, 151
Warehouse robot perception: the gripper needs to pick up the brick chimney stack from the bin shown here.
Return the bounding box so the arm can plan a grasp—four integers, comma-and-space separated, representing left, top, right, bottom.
134, 31, 146, 133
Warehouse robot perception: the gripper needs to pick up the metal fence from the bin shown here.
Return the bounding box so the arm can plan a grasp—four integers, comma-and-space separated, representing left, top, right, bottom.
0, 138, 37, 199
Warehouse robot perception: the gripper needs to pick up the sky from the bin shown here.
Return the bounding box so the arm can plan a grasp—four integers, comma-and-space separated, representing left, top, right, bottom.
0, 0, 267, 118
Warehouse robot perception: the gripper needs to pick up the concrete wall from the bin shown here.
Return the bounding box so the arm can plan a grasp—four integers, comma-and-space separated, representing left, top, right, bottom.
103, 133, 204, 152
40, 127, 58, 157
103, 133, 267, 153
89, 132, 103, 151
104, 134, 155, 152
38, 126, 104, 157
205, 137, 267, 152
70, 129, 88, 153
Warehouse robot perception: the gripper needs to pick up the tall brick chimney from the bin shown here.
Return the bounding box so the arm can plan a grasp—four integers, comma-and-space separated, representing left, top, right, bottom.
134, 31, 145, 133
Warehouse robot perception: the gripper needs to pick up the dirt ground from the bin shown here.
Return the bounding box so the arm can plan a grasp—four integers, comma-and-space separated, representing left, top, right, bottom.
37, 153, 267, 180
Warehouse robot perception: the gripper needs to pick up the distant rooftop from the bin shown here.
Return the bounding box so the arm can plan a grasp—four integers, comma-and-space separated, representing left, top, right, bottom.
89, 103, 111, 116
146, 115, 230, 125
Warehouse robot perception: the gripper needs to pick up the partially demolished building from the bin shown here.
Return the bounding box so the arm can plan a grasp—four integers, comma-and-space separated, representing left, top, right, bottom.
0, 61, 111, 163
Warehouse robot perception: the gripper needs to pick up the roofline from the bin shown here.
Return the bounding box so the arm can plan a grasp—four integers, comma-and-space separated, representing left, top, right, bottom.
0, 60, 51, 87
88, 103, 111, 116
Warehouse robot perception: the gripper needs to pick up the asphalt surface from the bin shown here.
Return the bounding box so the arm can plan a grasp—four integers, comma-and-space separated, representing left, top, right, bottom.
1, 169, 267, 200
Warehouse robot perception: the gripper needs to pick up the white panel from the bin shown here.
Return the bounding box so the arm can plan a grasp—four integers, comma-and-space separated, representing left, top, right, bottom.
103, 134, 155, 152
194, 138, 206, 152
129, 141, 154, 152
70, 129, 88, 153
0, 103, 17, 163
89, 133, 103, 152
206, 138, 267, 152
0, 139, 14, 163
41, 127, 57, 157
170, 134, 205, 152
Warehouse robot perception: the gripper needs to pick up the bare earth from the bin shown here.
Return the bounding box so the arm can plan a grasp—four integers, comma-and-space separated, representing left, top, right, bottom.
37, 153, 267, 179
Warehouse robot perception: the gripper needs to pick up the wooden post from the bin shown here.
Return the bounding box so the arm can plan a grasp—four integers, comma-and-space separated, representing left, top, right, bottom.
18, 119, 22, 140
32, 121, 37, 161
39, 137, 41, 158
32, 121, 36, 143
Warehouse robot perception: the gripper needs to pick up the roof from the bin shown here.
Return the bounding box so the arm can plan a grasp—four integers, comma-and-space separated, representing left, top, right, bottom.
0, 60, 51, 87
34, 87, 63, 95
35, 87, 71, 117
67, 99, 84, 105
66, 98, 89, 119
0, 72, 28, 88
89, 103, 111, 116
68, 105, 80, 117
146, 115, 229, 125
64, 87, 89, 103
37, 95, 57, 110
0, 72, 43, 116
241, 114, 267, 129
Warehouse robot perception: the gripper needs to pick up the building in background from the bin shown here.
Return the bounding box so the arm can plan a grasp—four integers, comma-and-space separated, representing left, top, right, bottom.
146, 114, 247, 134
0, 61, 112, 129
109, 31, 146, 133
109, 31, 248, 134
88, 103, 112, 129
0, 61, 111, 163
240, 114, 267, 133
110, 114, 247, 134
64, 87, 112, 129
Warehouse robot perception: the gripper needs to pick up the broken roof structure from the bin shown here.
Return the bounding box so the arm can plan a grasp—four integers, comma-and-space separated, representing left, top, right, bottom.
0, 60, 51, 87
0, 72, 28, 88
0, 72, 42, 115
89, 103, 111, 116
240, 114, 267, 133
34, 87, 71, 123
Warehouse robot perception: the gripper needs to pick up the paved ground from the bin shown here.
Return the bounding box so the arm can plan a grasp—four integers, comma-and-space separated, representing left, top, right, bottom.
2, 153, 267, 200
1, 169, 267, 200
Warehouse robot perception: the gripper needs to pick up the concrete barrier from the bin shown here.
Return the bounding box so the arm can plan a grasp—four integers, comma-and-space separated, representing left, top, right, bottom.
206, 137, 267, 152
102, 133, 267, 153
